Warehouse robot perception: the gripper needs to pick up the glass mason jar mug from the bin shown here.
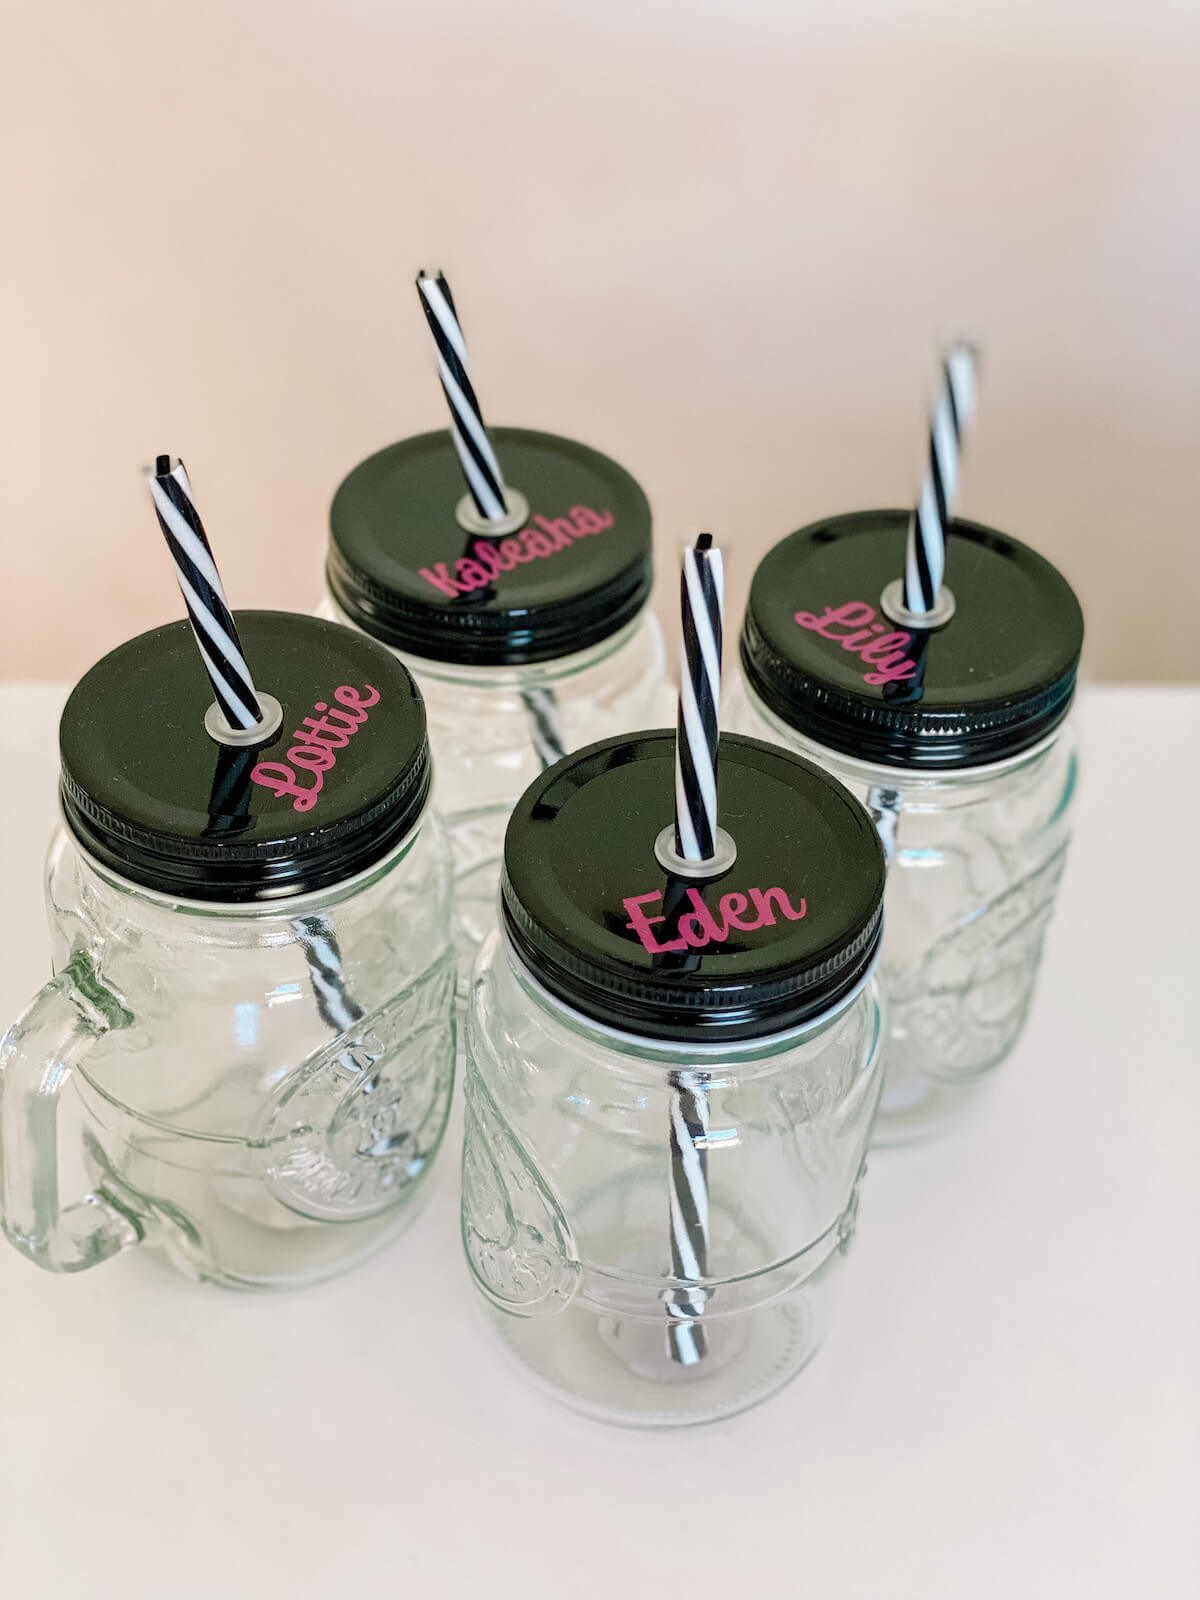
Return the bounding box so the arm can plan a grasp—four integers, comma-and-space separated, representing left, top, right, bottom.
731, 510, 1084, 1142
323, 427, 670, 958
462, 732, 886, 1426
0, 613, 457, 1288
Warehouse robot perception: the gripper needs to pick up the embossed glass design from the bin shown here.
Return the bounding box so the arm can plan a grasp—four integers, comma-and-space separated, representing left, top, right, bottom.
319, 597, 671, 958
729, 676, 1077, 1141
462, 934, 884, 1427
0, 815, 456, 1288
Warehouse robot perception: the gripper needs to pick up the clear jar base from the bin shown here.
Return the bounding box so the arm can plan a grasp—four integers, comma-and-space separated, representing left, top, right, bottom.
478, 1195, 842, 1428
100, 1156, 439, 1293
871, 1061, 995, 1146
488, 1293, 823, 1428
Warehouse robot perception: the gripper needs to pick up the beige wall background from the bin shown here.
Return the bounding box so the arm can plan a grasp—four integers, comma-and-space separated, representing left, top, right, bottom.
2, 0, 1198, 682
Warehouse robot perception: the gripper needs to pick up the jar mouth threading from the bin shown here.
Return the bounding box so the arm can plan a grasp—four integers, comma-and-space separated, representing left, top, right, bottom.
324, 591, 655, 688
58, 799, 435, 918
496, 925, 882, 1065
741, 675, 1069, 787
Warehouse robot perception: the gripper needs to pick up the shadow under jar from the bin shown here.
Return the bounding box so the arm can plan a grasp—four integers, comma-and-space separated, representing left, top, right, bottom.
729, 511, 1084, 1144
463, 732, 886, 1427
0, 613, 456, 1289
321, 428, 670, 967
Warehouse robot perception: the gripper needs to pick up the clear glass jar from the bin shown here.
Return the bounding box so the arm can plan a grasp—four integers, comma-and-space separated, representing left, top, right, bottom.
733, 509, 1084, 1142
464, 934, 883, 1427
460, 730, 887, 1426
319, 595, 669, 949
2, 820, 454, 1287
0, 612, 457, 1288
730, 677, 1076, 1139
324, 426, 673, 963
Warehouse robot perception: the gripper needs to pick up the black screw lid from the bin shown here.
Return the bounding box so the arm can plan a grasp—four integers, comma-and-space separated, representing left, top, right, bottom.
501, 732, 885, 1044
327, 427, 653, 666
740, 510, 1085, 771
60, 612, 431, 902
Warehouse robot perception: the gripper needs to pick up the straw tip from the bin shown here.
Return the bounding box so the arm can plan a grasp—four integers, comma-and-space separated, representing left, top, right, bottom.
944, 343, 980, 418
154, 454, 172, 477
695, 532, 714, 552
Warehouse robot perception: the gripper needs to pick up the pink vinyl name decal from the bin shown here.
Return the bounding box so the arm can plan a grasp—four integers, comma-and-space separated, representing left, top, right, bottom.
623, 885, 806, 954
250, 684, 380, 812
794, 601, 919, 686
418, 504, 615, 598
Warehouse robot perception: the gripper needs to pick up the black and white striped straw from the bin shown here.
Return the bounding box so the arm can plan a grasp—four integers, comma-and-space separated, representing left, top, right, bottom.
416, 270, 510, 522
903, 343, 979, 616
522, 684, 567, 771
417, 269, 567, 771
665, 534, 724, 1364
667, 1068, 711, 1365
866, 783, 902, 865
294, 916, 364, 1035
674, 533, 724, 861
147, 456, 263, 731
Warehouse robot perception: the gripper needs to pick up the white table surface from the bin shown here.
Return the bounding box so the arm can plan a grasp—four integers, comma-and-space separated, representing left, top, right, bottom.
0, 685, 1196, 1600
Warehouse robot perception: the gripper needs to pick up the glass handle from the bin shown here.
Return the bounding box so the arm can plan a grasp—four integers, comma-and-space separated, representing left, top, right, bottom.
0, 952, 143, 1272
